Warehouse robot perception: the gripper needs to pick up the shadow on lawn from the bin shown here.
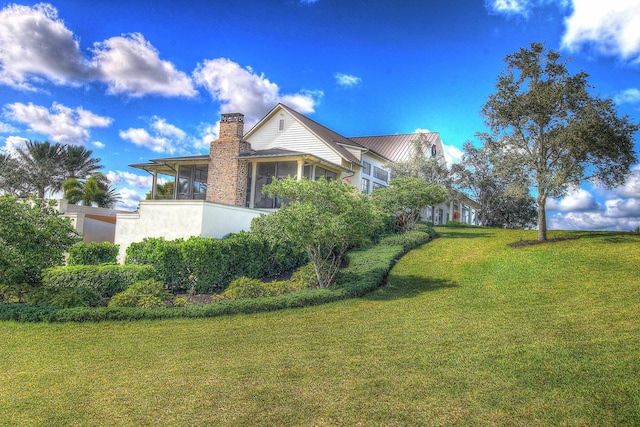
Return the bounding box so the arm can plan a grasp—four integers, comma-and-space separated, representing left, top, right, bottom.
435, 231, 493, 240
365, 275, 458, 301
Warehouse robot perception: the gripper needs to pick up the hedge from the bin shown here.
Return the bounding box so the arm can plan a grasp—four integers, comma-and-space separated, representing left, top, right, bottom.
41, 264, 158, 298
0, 231, 428, 322
67, 242, 119, 265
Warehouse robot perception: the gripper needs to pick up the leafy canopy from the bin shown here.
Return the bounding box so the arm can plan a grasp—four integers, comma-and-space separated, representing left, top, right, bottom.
482, 42, 638, 240
0, 196, 80, 292
251, 177, 382, 288
372, 176, 446, 232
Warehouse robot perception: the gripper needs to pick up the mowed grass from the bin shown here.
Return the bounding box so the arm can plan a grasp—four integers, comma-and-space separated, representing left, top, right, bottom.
1, 227, 639, 426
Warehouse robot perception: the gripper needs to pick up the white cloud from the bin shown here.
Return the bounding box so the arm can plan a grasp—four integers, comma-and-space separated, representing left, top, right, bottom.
115, 187, 142, 211
92, 141, 105, 149
334, 73, 362, 88
3, 102, 113, 144
119, 116, 188, 154
604, 197, 640, 218
193, 58, 323, 124
151, 116, 186, 140
2, 135, 28, 153
547, 187, 599, 211
106, 170, 153, 189
615, 164, 640, 198
614, 88, 640, 105
442, 143, 463, 166
561, 0, 640, 64
119, 128, 173, 154
0, 121, 18, 133
486, 0, 531, 17
0, 3, 88, 89
91, 33, 197, 98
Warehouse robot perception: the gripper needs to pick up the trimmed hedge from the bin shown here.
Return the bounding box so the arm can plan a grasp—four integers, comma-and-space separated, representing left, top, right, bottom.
0, 231, 427, 322
67, 242, 119, 265
41, 264, 158, 298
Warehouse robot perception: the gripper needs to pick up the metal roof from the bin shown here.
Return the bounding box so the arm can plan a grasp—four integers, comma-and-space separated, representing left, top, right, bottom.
350, 133, 440, 163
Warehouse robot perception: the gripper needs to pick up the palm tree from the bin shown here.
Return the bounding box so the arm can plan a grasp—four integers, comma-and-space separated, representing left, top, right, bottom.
16, 141, 65, 198
62, 172, 121, 208
62, 145, 103, 180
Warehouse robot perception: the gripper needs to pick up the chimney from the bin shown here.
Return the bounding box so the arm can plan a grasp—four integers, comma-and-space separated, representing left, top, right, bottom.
206, 113, 250, 206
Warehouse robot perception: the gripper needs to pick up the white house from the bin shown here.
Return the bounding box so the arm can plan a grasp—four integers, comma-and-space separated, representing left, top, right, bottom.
114, 103, 478, 260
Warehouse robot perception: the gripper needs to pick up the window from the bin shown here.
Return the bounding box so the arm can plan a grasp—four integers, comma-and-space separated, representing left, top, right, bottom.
176, 165, 208, 200
253, 161, 297, 208
372, 182, 385, 190
314, 166, 337, 181
360, 177, 370, 194
279, 119, 284, 131
373, 166, 389, 182
362, 160, 371, 175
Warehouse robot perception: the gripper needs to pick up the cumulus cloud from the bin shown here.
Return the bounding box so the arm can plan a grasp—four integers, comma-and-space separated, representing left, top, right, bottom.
615, 164, 640, 198
335, 73, 362, 88
115, 187, 143, 211
0, 121, 18, 133
92, 141, 105, 149
193, 58, 323, 125
119, 116, 188, 154
442, 143, 463, 166
614, 88, 640, 105
91, 33, 196, 97
3, 102, 113, 144
1, 135, 28, 153
0, 4, 196, 97
561, 0, 640, 64
106, 170, 153, 189
0, 3, 88, 89
547, 187, 599, 211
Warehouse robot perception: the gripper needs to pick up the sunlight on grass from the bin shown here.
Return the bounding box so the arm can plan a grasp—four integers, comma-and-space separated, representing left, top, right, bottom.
1, 227, 639, 426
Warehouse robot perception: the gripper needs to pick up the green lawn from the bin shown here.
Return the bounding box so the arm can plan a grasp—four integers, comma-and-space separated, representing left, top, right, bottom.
1, 227, 639, 426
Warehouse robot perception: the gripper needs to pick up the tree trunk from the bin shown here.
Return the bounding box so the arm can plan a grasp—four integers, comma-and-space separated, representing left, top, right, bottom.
537, 195, 547, 241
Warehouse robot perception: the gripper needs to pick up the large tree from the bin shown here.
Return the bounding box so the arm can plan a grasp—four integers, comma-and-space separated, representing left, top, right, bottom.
63, 172, 121, 208
456, 140, 536, 228
482, 42, 638, 240
15, 141, 65, 199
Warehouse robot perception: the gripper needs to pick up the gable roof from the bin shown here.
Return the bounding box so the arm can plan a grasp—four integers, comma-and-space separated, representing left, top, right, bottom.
350, 132, 441, 163
244, 103, 366, 165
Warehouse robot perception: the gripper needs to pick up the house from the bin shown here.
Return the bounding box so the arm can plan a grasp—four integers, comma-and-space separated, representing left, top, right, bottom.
114, 103, 478, 260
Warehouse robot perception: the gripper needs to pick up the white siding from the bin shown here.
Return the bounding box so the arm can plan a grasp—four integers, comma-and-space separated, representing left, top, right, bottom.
245, 111, 343, 165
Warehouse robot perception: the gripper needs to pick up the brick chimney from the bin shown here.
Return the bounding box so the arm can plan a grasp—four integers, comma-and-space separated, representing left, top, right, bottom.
206, 113, 250, 205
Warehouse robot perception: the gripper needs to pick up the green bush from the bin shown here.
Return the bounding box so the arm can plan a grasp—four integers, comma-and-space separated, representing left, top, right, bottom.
125, 238, 189, 292
67, 242, 119, 265
222, 277, 272, 300
42, 264, 157, 298
288, 262, 320, 289
108, 279, 171, 308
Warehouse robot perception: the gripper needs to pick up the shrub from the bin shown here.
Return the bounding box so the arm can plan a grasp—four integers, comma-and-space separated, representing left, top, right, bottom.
125, 238, 189, 292
67, 242, 119, 265
108, 279, 171, 308
222, 277, 272, 300
379, 230, 432, 251
42, 264, 157, 298
288, 262, 320, 289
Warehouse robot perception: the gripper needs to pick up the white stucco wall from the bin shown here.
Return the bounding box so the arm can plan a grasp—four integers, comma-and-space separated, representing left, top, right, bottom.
114, 200, 269, 262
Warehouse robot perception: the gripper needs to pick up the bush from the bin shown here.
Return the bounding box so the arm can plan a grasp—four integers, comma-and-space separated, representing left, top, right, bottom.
125, 237, 189, 292
42, 264, 157, 298
222, 277, 272, 300
67, 242, 119, 265
108, 279, 171, 308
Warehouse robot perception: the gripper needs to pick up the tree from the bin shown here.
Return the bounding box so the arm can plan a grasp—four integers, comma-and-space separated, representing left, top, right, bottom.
0, 196, 80, 300
372, 176, 446, 231
387, 133, 453, 187
482, 42, 638, 240
62, 172, 121, 208
0, 152, 30, 196
62, 145, 103, 180
251, 177, 382, 288
15, 141, 65, 198
456, 141, 536, 228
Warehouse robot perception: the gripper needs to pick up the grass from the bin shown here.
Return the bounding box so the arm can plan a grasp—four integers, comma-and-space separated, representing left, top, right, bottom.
1, 227, 639, 426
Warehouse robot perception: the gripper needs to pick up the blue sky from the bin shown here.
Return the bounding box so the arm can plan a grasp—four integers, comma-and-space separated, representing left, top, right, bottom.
1, 0, 639, 230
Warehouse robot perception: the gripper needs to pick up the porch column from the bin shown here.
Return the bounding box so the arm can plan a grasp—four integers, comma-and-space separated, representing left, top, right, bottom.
296, 159, 304, 180
151, 170, 158, 200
